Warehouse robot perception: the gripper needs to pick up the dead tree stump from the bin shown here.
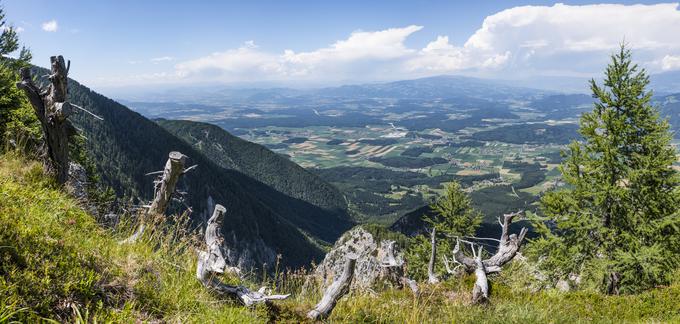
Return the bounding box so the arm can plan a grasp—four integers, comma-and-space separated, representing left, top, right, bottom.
308, 255, 357, 321
149, 151, 187, 215
121, 151, 190, 244
16, 56, 77, 184
196, 204, 289, 306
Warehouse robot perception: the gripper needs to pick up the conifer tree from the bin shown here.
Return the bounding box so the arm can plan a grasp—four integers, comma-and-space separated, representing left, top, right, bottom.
532, 44, 680, 294
0, 2, 35, 144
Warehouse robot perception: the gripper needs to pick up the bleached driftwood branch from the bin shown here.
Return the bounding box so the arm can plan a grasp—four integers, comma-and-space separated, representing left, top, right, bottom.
428, 227, 439, 284
196, 204, 289, 306
451, 211, 528, 303
308, 255, 357, 320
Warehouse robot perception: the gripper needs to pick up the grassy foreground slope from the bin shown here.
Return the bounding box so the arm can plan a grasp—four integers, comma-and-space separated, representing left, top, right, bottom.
1, 153, 678, 323
0, 154, 259, 322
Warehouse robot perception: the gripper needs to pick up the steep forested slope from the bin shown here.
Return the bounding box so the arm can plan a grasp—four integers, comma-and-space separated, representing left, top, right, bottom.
156, 119, 347, 212
157, 119, 353, 240
41, 67, 349, 269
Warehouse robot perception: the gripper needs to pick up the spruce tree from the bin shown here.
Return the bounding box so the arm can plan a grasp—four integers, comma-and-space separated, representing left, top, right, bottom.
533, 44, 680, 294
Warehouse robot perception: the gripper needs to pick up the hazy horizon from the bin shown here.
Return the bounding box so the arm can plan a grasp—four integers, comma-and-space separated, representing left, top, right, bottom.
6, 0, 680, 96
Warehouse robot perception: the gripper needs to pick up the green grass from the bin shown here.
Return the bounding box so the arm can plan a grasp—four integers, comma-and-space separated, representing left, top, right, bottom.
1, 152, 679, 323
0, 153, 259, 322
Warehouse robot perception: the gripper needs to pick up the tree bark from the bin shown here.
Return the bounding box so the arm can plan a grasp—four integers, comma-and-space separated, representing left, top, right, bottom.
428, 227, 439, 284
16, 56, 76, 184
308, 256, 357, 320
196, 204, 289, 306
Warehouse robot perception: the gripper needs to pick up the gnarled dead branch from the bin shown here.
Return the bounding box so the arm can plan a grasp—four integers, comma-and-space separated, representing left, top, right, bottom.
451, 211, 527, 303
196, 204, 289, 306
308, 255, 357, 320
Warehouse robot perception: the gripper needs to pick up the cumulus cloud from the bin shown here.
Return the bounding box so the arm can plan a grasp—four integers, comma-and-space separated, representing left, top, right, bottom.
41, 20, 58, 32
106, 3, 680, 86
661, 55, 680, 70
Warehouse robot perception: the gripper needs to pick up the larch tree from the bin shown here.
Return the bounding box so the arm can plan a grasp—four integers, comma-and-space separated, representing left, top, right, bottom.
532, 44, 680, 294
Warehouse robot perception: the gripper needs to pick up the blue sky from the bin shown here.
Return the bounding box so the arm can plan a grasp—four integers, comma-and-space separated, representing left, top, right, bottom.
4, 0, 680, 92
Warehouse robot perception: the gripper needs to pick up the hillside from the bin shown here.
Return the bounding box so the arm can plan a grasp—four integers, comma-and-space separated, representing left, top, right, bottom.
156, 119, 348, 214
48, 67, 353, 269
0, 154, 261, 322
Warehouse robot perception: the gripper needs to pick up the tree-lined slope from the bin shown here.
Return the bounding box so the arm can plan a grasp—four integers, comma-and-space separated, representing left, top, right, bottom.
157, 119, 353, 241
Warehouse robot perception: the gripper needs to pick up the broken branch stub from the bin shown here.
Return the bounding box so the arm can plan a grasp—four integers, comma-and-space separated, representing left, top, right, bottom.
308, 255, 357, 321
196, 204, 289, 306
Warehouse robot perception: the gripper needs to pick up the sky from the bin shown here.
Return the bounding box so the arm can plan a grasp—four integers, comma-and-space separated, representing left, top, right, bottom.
4, 0, 680, 93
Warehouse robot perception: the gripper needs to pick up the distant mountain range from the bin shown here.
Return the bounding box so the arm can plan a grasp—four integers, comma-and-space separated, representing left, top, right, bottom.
112, 72, 680, 104
41, 67, 354, 270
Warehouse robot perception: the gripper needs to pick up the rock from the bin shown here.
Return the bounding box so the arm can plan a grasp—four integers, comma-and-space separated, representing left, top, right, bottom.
66, 162, 88, 202
309, 226, 406, 292
556, 279, 570, 292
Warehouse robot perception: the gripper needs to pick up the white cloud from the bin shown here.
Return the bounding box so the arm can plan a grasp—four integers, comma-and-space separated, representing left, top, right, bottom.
458, 3, 680, 76
41, 20, 58, 32
103, 3, 680, 86
662, 55, 680, 70
16, 27, 24, 33
150, 56, 174, 63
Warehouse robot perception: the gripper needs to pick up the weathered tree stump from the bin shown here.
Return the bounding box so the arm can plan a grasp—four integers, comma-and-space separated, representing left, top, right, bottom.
16, 56, 77, 184
379, 240, 419, 295
308, 255, 357, 320
196, 204, 289, 306
121, 151, 190, 244
450, 211, 528, 303
149, 151, 187, 215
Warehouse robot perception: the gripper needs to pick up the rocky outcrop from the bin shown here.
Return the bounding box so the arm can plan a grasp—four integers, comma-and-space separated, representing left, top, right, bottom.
310, 226, 407, 291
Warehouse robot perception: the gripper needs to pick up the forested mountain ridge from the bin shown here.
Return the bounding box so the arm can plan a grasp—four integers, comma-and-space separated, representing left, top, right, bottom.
156, 119, 348, 212
39, 66, 351, 269
157, 119, 354, 240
